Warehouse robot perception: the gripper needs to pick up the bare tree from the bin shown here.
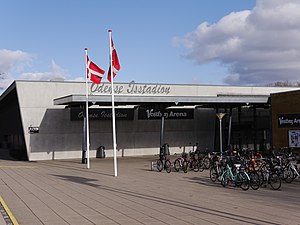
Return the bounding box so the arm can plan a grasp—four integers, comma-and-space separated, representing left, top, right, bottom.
274, 80, 290, 87
265, 80, 300, 87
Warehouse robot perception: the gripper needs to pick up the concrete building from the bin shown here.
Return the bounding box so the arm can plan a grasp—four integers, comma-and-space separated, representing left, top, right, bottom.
271, 89, 300, 151
0, 80, 299, 161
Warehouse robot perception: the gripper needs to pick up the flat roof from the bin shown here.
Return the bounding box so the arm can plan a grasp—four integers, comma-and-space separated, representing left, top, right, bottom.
2, 80, 299, 109
54, 94, 270, 108
51, 80, 300, 108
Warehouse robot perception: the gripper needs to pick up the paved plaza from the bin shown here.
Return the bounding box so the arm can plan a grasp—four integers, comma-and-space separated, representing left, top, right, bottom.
0, 154, 299, 225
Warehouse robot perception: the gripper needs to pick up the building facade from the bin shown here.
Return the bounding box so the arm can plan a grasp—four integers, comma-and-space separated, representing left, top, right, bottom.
0, 80, 299, 161
271, 90, 300, 151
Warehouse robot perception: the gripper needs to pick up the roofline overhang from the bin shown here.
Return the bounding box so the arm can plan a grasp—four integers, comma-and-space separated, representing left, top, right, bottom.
54, 94, 270, 107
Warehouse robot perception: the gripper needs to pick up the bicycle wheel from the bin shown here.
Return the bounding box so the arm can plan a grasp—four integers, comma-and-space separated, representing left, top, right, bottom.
234, 173, 242, 187
156, 159, 163, 172
165, 160, 172, 173
203, 157, 211, 169
283, 168, 295, 183
249, 171, 260, 190
258, 171, 266, 187
192, 161, 199, 172
221, 171, 229, 187
174, 159, 181, 172
239, 172, 250, 191
210, 166, 218, 182
198, 160, 205, 172
269, 173, 281, 190
182, 161, 188, 173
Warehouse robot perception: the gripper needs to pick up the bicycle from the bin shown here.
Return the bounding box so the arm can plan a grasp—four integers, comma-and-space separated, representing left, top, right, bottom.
277, 153, 300, 183
209, 152, 223, 182
187, 151, 203, 172
257, 158, 281, 190
174, 152, 188, 173
245, 158, 261, 190
157, 155, 172, 173
220, 159, 250, 191
201, 148, 212, 169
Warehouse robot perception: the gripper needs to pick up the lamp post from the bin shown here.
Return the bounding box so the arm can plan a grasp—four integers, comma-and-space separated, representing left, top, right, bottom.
216, 113, 226, 157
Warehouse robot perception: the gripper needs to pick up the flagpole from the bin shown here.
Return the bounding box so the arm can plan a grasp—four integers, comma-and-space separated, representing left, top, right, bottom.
84, 48, 90, 169
109, 30, 118, 177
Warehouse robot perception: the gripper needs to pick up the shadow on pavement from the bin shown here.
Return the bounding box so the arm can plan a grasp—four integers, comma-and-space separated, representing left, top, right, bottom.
53, 173, 279, 225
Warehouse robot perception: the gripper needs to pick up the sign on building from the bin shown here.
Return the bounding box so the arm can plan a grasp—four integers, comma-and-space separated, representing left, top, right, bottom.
138, 108, 194, 120
70, 108, 134, 121
278, 114, 300, 127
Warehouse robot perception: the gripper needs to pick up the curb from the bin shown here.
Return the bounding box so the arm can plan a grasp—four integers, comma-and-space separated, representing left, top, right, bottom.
0, 196, 18, 225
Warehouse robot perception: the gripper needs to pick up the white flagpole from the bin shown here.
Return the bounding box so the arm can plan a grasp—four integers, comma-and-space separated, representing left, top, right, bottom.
109, 30, 118, 177
84, 48, 90, 169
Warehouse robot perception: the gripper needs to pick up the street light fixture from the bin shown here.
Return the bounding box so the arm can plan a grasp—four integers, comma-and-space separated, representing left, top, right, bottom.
216, 113, 226, 157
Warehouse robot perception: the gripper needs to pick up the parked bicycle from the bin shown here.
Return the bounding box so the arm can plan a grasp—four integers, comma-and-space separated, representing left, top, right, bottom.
219, 158, 250, 191
174, 152, 188, 173
277, 150, 300, 183
245, 158, 261, 190
256, 158, 281, 190
187, 151, 204, 172
201, 148, 212, 169
157, 155, 172, 173
209, 152, 223, 182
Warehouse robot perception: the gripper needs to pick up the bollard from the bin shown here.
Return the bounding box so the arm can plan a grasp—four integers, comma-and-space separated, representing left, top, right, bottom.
151, 161, 157, 171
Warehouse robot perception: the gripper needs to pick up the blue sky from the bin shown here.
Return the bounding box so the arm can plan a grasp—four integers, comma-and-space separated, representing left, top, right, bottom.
1, 0, 300, 90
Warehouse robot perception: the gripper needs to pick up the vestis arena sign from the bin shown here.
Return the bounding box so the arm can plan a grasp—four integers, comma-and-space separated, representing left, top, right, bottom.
138, 108, 194, 120
278, 114, 300, 127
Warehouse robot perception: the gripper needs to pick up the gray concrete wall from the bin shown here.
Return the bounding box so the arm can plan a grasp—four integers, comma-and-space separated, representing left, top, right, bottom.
13, 80, 300, 161
16, 81, 84, 160
15, 81, 217, 160
26, 106, 216, 160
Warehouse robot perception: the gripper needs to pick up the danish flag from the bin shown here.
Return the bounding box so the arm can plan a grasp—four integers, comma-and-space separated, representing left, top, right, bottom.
86, 55, 105, 84
107, 35, 120, 82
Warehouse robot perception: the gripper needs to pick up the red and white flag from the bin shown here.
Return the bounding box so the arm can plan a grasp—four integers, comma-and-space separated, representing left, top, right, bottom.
86, 55, 105, 84
108, 35, 120, 82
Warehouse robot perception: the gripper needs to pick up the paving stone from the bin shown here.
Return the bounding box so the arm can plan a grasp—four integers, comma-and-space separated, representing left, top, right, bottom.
0, 156, 299, 225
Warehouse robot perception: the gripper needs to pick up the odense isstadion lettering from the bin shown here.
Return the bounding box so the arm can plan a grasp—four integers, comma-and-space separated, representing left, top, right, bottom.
90, 80, 171, 95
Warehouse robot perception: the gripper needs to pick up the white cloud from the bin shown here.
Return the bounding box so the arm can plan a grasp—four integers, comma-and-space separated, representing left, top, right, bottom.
175, 0, 300, 85
0, 79, 12, 90
0, 49, 32, 89
20, 60, 67, 81
0, 49, 68, 90
0, 49, 32, 73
